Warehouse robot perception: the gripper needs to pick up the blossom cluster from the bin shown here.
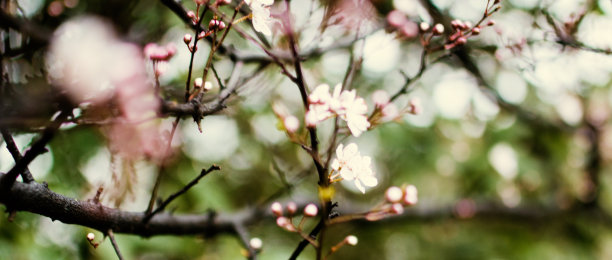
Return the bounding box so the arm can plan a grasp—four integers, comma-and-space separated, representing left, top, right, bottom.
305, 84, 370, 137
365, 185, 418, 221
331, 143, 377, 193
270, 202, 318, 232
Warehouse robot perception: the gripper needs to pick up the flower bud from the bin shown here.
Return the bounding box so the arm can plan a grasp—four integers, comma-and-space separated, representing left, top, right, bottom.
487, 20, 496, 26
464, 21, 473, 29
456, 37, 467, 45
372, 90, 390, 108
203, 81, 213, 91
286, 201, 298, 215
403, 185, 418, 205
217, 0, 232, 5
390, 203, 404, 215
433, 23, 444, 34
386, 10, 408, 29
284, 116, 299, 133
194, 77, 203, 89
209, 19, 218, 30
271, 201, 283, 216
419, 22, 430, 32
400, 22, 419, 38
218, 21, 226, 30
471, 27, 481, 35
304, 203, 318, 217
409, 98, 421, 115
385, 186, 403, 203
249, 237, 263, 250
183, 34, 192, 44
276, 216, 288, 227
345, 235, 358, 246
86, 233, 95, 241
187, 10, 196, 20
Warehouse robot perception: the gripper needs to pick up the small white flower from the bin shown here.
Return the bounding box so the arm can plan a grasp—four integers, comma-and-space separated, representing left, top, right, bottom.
245, 0, 274, 36
338, 89, 370, 137
331, 143, 378, 193
305, 83, 370, 137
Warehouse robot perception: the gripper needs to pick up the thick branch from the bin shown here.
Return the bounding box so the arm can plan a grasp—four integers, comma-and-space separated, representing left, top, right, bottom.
0, 173, 251, 237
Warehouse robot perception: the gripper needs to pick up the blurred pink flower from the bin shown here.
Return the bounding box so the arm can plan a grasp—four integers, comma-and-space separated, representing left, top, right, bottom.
47, 16, 171, 163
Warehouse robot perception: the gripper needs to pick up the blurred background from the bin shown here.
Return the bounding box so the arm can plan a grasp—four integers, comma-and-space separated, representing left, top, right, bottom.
2, 0, 612, 259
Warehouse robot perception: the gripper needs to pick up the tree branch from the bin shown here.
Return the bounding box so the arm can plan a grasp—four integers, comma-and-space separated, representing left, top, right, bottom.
143, 165, 220, 223
0, 172, 251, 237
0, 129, 34, 183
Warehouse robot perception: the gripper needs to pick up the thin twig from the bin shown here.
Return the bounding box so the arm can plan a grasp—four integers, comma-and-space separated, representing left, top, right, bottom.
289, 219, 324, 260
0, 129, 34, 183
1, 110, 69, 189
143, 165, 220, 223
107, 229, 125, 260
144, 117, 180, 217
233, 222, 257, 260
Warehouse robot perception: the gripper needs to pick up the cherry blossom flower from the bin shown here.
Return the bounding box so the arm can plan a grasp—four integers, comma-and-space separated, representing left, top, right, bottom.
244, 0, 274, 36
331, 143, 378, 193
337, 88, 370, 137
305, 84, 370, 137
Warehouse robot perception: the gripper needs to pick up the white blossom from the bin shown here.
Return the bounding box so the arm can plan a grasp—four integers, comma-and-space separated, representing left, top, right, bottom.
305, 83, 370, 137
245, 0, 274, 36
331, 143, 378, 193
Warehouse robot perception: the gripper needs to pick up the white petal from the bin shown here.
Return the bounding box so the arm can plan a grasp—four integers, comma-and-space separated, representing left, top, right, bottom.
335, 143, 344, 159
258, 0, 274, 5
340, 167, 355, 180
332, 83, 342, 99
359, 175, 378, 187
344, 143, 359, 157
355, 179, 366, 193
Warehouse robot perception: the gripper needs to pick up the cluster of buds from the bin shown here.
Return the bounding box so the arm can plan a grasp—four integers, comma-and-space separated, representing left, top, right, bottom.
208, 19, 227, 31
443, 0, 500, 50
365, 184, 418, 221
271, 202, 318, 232
385, 10, 419, 39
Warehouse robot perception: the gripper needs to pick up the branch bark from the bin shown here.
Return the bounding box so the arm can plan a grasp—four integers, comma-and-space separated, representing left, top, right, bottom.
0, 173, 252, 237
